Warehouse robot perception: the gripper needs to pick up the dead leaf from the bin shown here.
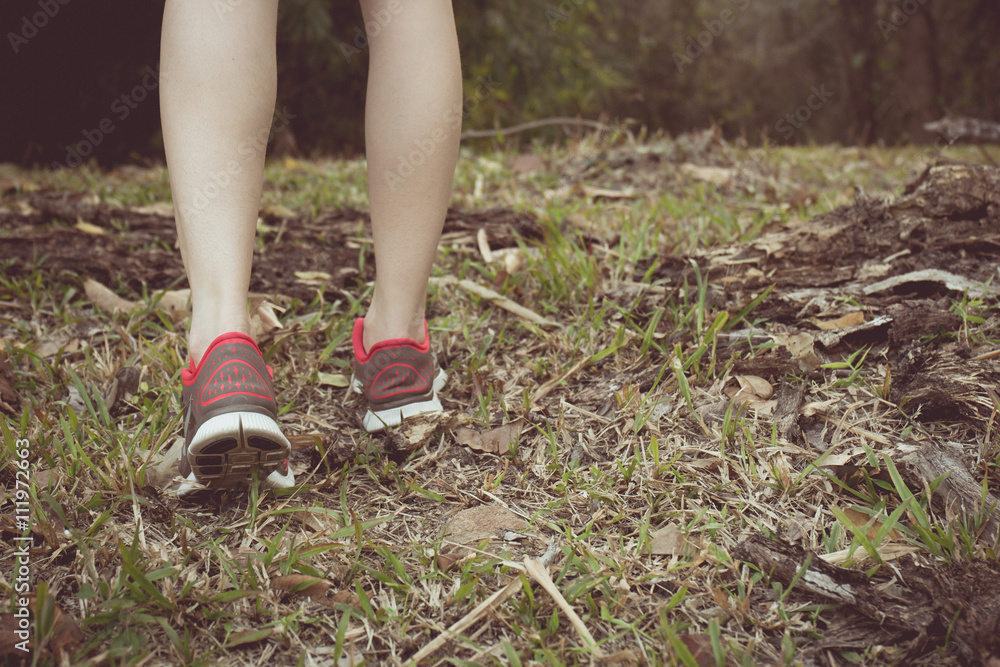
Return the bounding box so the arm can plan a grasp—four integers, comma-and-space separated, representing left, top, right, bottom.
863, 268, 999, 298
84, 278, 139, 314
290, 511, 332, 533
318, 372, 350, 388
295, 270, 332, 282
249, 300, 284, 339
271, 574, 359, 609
810, 311, 865, 330
646, 523, 698, 556
436, 553, 463, 572
0, 614, 24, 657
773, 332, 821, 371
262, 203, 296, 219
584, 186, 637, 200
395, 412, 443, 448
226, 627, 278, 648
103, 366, 141, 414
444, 504, 530, 545
679, 163, 735, 186
74, 219, 104, 235
837, 505, 902, 541
142, 437, 183, 488
132, 202, 175, 217
511, 154, 546, 173
678, 633, 715, 667
34, 468, 65, 490
4, 595, 84, 659
153, 289, 190, 323
454, 419, 523, 455
723, 375, 773, 403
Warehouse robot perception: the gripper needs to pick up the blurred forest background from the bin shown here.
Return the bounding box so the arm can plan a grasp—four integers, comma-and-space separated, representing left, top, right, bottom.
1, 0, 998, 167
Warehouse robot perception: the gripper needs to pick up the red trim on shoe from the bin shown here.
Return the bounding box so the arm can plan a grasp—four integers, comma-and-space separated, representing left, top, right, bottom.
352, 317, 429, 363
182, 332, 267, 386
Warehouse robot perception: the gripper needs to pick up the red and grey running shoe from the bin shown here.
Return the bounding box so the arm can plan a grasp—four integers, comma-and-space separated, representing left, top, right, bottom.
178, 332, 293, 493
351, 318, 447, 432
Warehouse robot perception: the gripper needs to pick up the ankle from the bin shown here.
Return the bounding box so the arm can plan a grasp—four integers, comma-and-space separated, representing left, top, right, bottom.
362, 305, 425, 353
188, 316, 253, 366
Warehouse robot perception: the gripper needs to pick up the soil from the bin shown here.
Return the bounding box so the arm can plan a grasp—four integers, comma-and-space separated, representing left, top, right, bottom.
2, 159, 1000, 665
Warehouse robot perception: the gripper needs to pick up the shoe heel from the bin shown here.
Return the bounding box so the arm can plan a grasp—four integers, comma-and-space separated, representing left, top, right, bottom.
187, 412, 291, 488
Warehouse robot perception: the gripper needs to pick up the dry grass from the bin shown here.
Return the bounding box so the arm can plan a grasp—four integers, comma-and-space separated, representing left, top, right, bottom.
1, 133, 998, 666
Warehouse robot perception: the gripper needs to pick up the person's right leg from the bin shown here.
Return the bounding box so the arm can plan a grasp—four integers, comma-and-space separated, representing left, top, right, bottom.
160, 0, 291, 490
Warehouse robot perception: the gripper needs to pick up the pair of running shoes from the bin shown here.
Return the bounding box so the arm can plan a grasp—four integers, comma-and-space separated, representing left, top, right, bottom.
177, 318, 445, 493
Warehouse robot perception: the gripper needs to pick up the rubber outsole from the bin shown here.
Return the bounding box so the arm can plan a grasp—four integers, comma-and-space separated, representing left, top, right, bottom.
183, 411, 291, 490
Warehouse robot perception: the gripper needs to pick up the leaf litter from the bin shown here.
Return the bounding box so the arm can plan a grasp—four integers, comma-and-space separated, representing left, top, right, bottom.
0, 138, 999, 665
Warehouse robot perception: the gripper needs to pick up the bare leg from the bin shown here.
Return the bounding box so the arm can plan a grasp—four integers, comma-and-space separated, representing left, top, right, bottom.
359, 0, 462, 350
160, 0, 279, 364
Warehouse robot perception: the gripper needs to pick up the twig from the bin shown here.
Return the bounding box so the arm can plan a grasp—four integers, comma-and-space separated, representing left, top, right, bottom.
408, 541, 560, 665
460, 117, 612, 140
429, 276, 558, 326
524, 557, 603, 658
530, 356, 590, 404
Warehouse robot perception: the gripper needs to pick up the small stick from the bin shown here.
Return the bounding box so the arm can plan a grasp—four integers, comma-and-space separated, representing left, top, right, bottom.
429, 276, 557, 326
460, 117, 612, 140
531, 356, 590, 404
524, 558, 603, 658
409, 541, 560, 665
476, 228, 494, 264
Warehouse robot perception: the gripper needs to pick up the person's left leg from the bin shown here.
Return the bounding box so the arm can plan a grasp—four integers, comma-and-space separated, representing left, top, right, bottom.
351, 0, 462, 432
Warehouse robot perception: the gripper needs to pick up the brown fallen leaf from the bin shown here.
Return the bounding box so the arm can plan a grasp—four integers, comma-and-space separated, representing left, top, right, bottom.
271, 574, 359, 609
773, 332, 821, 371
837, 505, 902, 541
647, 524, 699, 557
153, 289, 190, 323
436, 553, 464, 572
678, 633, 715, 667
249, 300, 284, 340
723, 375, 773, 403
810, 311, 865, 330
84, 279, 139, 314
453, 419, 524, 455
8, 595, 84, 660
0, 614, 25, 657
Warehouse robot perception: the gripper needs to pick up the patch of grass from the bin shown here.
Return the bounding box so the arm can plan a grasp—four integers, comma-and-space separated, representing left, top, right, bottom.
1, 138, 997, 666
